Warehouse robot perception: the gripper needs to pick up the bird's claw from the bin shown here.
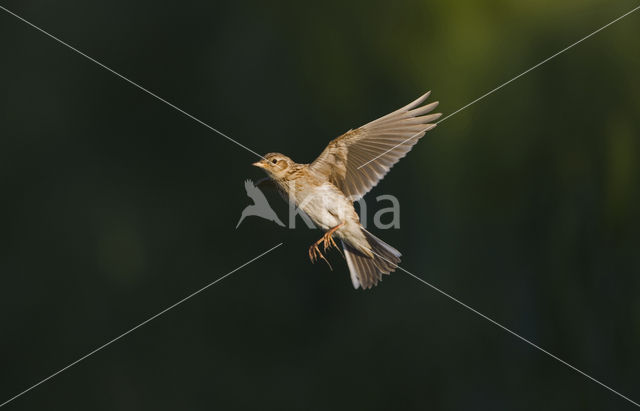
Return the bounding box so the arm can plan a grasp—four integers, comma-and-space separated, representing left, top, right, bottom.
322, 231, 339, 253
307, 222, 344, 270
308, 242, 332, 270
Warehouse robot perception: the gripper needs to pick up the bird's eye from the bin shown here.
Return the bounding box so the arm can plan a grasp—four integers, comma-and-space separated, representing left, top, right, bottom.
271, 159, 277, 164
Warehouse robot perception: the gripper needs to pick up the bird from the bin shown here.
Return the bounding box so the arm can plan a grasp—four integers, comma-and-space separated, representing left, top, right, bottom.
236, 179, 285, 228
253, 92, 441, 289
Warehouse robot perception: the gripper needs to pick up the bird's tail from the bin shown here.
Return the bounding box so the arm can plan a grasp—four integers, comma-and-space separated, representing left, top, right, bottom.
341, 229, 401, 289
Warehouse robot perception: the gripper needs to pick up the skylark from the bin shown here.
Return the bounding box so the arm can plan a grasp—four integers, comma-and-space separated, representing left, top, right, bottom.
253, 92, 441, 289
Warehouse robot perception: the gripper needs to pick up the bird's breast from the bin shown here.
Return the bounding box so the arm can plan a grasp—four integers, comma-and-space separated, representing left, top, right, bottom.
294, 183, 358, 230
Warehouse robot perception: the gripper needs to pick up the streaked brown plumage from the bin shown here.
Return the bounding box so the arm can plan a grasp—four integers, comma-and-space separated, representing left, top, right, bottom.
253, 92, 441, 289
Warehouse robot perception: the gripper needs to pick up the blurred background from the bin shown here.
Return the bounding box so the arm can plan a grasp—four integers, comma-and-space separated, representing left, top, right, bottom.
1, 0, 639, 409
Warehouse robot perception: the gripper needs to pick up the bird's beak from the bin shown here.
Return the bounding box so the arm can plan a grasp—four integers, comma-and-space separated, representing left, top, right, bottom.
253, 160, 266, 169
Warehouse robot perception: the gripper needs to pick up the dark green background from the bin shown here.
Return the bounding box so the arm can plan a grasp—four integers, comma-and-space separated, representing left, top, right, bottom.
1, 0, 639, 409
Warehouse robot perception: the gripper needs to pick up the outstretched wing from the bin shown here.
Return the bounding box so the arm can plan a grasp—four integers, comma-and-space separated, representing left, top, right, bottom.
309, 92, 441, 200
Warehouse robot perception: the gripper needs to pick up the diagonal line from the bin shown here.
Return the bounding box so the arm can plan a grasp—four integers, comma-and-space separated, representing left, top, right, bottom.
357, 4, 640, 170
436, 4, 640, 125
0, 4, 265, 160
0, 242, 284, 409
371, 250, 640, 408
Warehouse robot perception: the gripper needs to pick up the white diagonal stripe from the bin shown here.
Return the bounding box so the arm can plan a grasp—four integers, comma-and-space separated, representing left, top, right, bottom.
371, 250, 640, 409
0, 243, 284, 408
357, 4, 640, 170
0, 5, 266, 160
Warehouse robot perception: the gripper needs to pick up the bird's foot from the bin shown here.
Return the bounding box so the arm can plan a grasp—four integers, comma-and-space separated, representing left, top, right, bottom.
321, 222, 344, 253
308, 241, 332, 270
307, 222, 345, 269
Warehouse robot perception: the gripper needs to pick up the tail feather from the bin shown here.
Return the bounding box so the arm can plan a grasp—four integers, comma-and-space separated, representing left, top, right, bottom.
342, 229, 401, 290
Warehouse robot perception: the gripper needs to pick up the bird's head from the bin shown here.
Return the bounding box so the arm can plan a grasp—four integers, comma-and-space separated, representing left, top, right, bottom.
253, 153, 293, 180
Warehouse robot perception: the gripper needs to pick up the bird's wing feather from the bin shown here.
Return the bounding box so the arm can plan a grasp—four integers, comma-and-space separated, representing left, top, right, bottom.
309, 92, 441, 200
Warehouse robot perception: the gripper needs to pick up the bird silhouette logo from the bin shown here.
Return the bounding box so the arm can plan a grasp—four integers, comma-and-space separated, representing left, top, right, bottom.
236, 179, 285, 228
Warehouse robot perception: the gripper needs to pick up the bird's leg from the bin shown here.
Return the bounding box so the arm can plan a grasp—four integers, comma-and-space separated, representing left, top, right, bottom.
322, 222, 344, 253
307, 222, 345, 270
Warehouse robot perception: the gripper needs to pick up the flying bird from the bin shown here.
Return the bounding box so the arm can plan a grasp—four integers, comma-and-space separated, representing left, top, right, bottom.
236, 179, 285, 228
253, 92, 441, 289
